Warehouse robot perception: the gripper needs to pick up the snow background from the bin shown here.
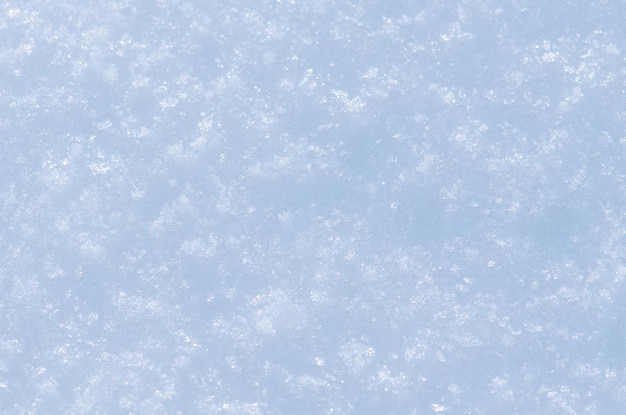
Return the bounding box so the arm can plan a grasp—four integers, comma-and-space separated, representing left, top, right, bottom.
1, 1, 625, 413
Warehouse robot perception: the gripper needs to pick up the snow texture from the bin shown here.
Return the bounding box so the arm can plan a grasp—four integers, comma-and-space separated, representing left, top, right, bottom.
1, 1, 625, 414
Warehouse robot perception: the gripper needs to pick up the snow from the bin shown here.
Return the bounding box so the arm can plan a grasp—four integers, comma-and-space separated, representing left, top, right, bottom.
1, 1, 625, 414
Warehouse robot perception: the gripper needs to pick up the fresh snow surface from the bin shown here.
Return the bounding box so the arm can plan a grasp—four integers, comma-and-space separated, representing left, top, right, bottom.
1, 1, 625, 414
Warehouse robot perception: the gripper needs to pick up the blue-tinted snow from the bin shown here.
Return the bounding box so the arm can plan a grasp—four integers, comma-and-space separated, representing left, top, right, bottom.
1, 1, 625, 414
